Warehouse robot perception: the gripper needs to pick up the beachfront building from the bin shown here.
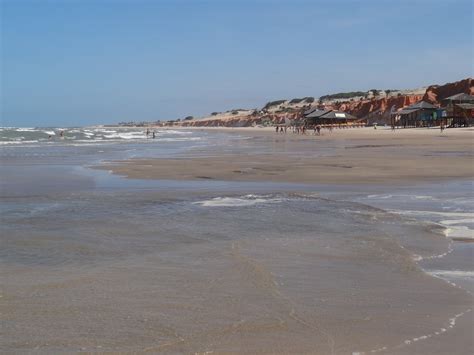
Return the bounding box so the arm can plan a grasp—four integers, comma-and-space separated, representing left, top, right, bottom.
442, 93, 474, 127
304, 109, 363, 127
392, 101, 439, 128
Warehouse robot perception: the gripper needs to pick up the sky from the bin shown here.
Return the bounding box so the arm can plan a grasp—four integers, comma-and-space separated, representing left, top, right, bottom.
1, 0, 473, 127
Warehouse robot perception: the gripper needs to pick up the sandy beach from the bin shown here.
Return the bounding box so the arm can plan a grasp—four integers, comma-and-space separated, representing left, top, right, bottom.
2, 126, 473, 354
98, 127, 474, 185
3, 1, 473, 353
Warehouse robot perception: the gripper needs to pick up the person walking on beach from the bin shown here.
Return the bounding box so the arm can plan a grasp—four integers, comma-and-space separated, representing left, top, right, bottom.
316, 125, 321, 136
275, 126, 279, 133
440, 123, 445, 133
152, 131, 156, 139
146, 128, 150, 137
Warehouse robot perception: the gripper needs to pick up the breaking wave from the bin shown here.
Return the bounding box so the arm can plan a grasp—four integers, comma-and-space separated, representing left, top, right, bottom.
0, 127, 198, 146
194, 194, 283, 207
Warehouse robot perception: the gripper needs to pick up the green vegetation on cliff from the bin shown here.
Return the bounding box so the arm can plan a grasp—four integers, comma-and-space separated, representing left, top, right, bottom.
263, 100, 286, 109
289, 97, 315, 104
319, 91, 366, 101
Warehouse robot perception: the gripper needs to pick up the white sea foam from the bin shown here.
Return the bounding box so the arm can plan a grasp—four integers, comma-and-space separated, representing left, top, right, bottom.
393, 210, 474, 218
443, 226, 473, 239
413, 242, 454, 261
362, 309, 472, 354
440, 218, 474, 225
366, 194, 438, 201
195, 195, 282, 207
413, 195, 437, 200
0, 140, 40, 145
0, 127, 201, 146
93, 129, 117, 133
15, 128, 36, 132
428, 270, 474, 279
389, 210, 474, 239
103, 132, 145, 140
161, 130, 193, 135
367, 194, 393, 199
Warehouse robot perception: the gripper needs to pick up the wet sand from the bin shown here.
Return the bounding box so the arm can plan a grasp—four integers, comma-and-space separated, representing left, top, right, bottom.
93, 127, 474, 354
98, 127, 474, 185
2, 191, 472, 354
2, 127, 473, 354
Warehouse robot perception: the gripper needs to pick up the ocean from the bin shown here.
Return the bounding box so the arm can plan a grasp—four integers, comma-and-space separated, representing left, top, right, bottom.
1, 127, 472, 353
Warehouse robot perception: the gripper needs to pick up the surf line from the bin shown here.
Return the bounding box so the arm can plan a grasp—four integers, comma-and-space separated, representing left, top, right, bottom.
353, 247, 472, 354
352, 308, 472, 355
353, 221, 472, 354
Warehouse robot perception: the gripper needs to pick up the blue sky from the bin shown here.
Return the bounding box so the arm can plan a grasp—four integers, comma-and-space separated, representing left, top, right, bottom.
1, 0, 473, 127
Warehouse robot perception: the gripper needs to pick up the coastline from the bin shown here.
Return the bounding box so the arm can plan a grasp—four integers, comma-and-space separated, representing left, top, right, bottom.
96, 127, 474, 185
2, 126, 473, 354
96, 127, 474, 354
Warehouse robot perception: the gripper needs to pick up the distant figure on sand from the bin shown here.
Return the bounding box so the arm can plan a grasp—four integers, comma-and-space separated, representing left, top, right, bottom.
152, 131, 156, 139
316, 125, 321, 136
440, 123, 445, 133
275, 126, 279, 133
146, 128, 150, 137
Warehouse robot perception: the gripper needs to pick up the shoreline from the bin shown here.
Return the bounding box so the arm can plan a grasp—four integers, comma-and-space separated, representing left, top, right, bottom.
2, 127, 473, 354
95, 127, 474, 186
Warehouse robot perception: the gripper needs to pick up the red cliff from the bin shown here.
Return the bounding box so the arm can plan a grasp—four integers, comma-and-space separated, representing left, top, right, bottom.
333, 94, 424, 118
423, 78, 474, 103
177, 77, 473, 127
323, 78, 473, 123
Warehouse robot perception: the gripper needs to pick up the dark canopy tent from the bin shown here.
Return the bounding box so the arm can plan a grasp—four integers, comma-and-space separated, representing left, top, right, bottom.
304, 109, 360, 126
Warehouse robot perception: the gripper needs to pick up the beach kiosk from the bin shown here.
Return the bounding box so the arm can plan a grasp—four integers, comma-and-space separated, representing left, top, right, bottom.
392, 101, 437, 128
442, 93, 474, 127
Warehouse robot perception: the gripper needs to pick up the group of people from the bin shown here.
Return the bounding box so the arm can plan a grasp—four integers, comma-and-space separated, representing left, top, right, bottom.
145, 128, 156, 139
275, 123, 365, 136
48, 130, 65, 140
274, 124, 327, 136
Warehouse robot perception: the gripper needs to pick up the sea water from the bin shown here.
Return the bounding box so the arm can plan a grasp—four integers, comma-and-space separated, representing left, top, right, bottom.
353, 182, 474, 294
1, 128, 472, 353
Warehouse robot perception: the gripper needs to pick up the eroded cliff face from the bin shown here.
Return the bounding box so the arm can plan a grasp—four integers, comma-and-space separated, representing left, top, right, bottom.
336, 78, 473, 123
333, 95, 424, 119
423, 78, 474, 103
177, 78, 473, 127
181, 113, 296, 127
